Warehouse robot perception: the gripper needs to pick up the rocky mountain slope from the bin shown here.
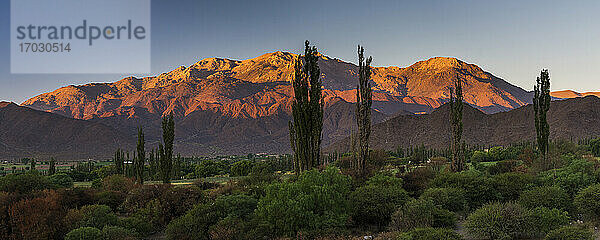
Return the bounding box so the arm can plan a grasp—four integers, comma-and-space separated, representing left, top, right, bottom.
0, 102, 131, 160
328, 96, 600, 152
551, 90, 600, 99
18, 52, 533, 157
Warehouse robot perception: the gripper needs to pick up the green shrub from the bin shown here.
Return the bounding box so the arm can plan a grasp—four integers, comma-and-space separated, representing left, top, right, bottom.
537, 158, 597, 197
64, 227, 103, 240
118, 215, 154, 237
545, 225, 594, 240
121, 184, 204, 228
574, 183, 600, 223
208, 217, 247, 240
487, 160, 518, 175
230, 160, 254, 177
401, 167, 436, 197
102, 226, 138, 240
54, 187, 96, 209
166, 194, 258, 240
365, 172, 403, 186
350, 174, 410, 227
91, 178, 103, 189
236, 162, 278, 197
492, 172, 534, 201
102, 175, 134, 193
465, 202, 530, 240
255, 167, 351, 236
519, 186, 571, 211
397, 227, 464, 240
471, 150, 491, 163
70, 204, 118, 229
195, 160, 228, 178
0, 172, 52, 193
48, 173, 74, 188
430, 170, 497, 208
527, 207, 570, 237
96, 190, 126, 211
488, 146, 505, 161
390, 199, 456, 231
420, 187, 467, 212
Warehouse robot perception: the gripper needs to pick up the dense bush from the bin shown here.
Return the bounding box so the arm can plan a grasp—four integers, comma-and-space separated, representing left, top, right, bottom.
66, 204, 118, 229
54, 188, 96, 209
465, 202, 530, 240
102, 175, 134, 193
255, 167, 351, 236
8, 191, 67, 239
537, 158, 597, 197
527, 207, 570, 237
401, 167, 436, 197
487, 146, 505, 161
397, 227, 464, 240
166, 194, 258, 240
430, 170, 496, 208
389, 199, 456, 231
195, 160, 228, 178
0, 172, 52, 193
48, 173, 74, 188
230, 160, 254, 177
419, 187, 467, 212
0, 192, 21, 238
574, 183, 600, 223
102, 225, 138, 240
65, 227, 103, 240
118, 215, 154, 237
487, 160, 519, 175
121, 184, 203, 229
96, 190, 127, 210
492, 172, 534, 201
236, 161, 278, 194
350, 174, 410, 227
545, 225, 595, 240
470, 150, 491, 163
519, 186, 571, 211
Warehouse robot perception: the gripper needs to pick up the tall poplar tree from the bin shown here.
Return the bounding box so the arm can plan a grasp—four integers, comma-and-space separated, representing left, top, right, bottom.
135, 126, 145, 184
114, 149, 124, 175
289, 40, 324, 173
160, 114, 175, 183
48, 157, 56, 175
450, 76, 464, 172
355, 45, 373, 175
149, 148, 156, 181
534, 69, 551, 165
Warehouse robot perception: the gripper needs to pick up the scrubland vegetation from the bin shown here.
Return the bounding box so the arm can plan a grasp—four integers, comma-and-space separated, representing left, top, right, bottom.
1, 139, 600, 239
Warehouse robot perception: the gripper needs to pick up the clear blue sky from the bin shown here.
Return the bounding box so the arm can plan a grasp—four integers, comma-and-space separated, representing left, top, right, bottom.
1, 0, 599, 103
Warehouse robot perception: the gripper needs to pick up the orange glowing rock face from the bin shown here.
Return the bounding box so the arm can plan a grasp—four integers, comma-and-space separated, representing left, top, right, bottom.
550, 90, 600, 99
22, 51, 531, 121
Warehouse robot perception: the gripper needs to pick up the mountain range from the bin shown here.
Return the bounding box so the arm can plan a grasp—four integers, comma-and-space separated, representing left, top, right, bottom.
328, 96, 600, 152
0, 51, 596, 159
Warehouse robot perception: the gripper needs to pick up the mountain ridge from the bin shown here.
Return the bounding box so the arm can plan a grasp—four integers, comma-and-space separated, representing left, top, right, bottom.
328, 96, 600, 152
0, 101, 132, 160
16, 52, 540, 156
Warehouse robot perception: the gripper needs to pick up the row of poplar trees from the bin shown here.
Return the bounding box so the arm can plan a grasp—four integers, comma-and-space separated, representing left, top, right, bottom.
448, 68, 551, 172
289, 41, 374, 176
113, 114, 176, 184
289, 40, 552, 174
